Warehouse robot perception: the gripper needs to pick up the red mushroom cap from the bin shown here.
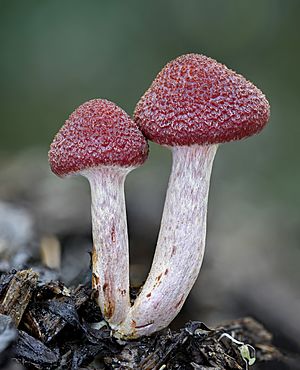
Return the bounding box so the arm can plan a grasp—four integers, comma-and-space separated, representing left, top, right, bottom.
49, 99, 148, 177
134, 54, 270, 146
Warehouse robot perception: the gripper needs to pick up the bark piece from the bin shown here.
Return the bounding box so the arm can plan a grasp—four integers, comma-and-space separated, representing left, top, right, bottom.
14, 330, 59, 369
0, 270, 38, 327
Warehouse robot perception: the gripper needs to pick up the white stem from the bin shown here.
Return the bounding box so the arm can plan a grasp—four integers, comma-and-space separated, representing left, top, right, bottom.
83, 166, 132, 326
118, 144, 218, 338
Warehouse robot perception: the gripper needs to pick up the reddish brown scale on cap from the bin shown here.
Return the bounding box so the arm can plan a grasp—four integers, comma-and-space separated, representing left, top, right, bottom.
134, 54, 270, 146
49, 99, 148, 176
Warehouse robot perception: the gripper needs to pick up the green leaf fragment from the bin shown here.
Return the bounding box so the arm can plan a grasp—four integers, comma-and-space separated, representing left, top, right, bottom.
239, 344, 256, 366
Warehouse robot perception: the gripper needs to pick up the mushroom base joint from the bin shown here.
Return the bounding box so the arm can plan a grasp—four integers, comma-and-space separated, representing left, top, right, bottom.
117, 144, 218, 338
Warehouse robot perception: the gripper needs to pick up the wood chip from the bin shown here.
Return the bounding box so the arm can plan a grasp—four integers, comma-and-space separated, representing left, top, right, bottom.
0, 270, 38, 327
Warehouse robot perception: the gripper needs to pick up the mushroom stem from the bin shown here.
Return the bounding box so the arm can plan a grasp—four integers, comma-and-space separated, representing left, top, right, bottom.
83, 166, 132, 326
118, 144, 218, 338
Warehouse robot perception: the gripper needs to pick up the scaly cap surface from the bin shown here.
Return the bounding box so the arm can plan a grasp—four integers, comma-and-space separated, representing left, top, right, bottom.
134, 54, 270, 146
49, 99, 148, 176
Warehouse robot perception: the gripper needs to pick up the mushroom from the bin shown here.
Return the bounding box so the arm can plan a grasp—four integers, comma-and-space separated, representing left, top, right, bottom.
49, 99, 148, 326
118, 54, 270, 338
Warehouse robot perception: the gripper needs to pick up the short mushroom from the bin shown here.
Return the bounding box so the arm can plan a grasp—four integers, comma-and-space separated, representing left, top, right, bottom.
49, 99, 148, 326
118, 54, 270, 338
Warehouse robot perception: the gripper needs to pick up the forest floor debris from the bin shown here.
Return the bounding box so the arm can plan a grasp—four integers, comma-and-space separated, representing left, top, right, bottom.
0, 268, 281, 369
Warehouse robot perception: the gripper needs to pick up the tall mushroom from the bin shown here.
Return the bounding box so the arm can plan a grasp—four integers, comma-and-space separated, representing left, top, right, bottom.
118, 54, 270, 338
49, 99, 148, 326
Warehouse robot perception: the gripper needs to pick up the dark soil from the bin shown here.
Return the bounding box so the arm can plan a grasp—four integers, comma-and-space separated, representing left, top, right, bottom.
0, 268, 281, 370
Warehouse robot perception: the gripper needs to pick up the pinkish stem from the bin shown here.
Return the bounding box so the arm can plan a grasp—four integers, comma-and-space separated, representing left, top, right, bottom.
118, 144, 218, 338
83, 167, 132, 326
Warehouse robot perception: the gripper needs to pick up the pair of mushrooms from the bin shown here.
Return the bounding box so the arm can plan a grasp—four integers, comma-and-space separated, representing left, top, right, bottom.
49, 54, 270, 339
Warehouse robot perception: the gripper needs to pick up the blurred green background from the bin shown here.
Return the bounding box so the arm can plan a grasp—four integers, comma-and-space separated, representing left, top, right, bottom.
0, 0, 299, 210
0, 0, 299, 358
